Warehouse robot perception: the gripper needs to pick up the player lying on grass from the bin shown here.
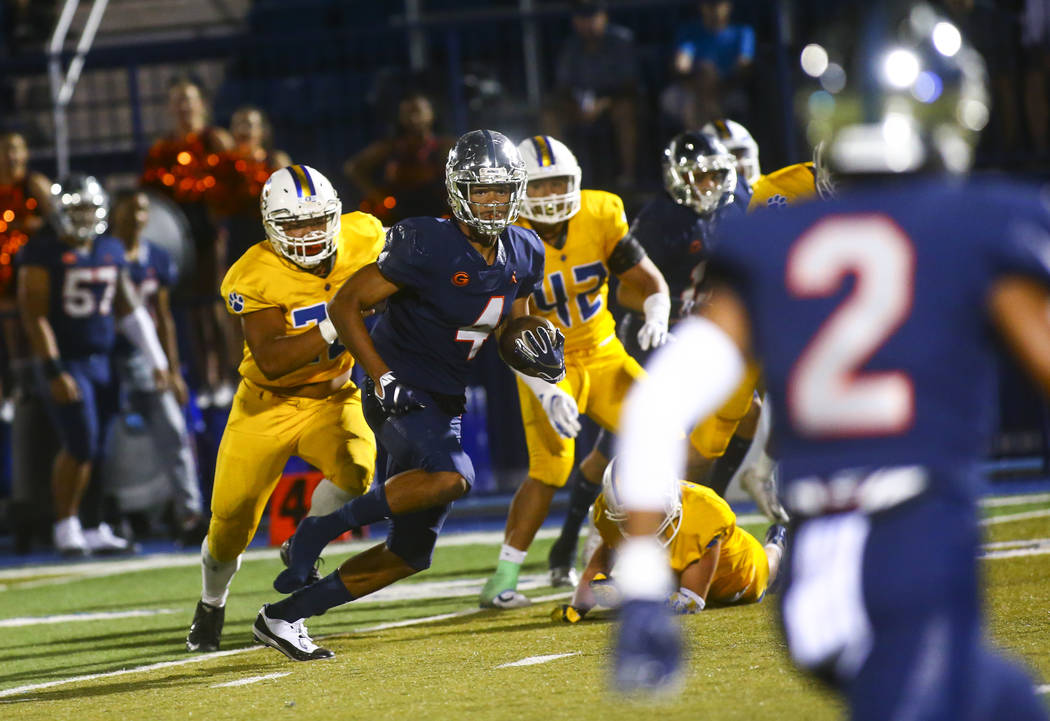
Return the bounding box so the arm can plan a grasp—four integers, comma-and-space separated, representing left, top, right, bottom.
552, 459, 786, 622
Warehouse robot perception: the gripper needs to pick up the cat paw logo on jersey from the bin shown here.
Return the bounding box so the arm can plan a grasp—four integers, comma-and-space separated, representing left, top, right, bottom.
228, 290, 245, 313
451, 271, 470, 287
767, 194, 788, 209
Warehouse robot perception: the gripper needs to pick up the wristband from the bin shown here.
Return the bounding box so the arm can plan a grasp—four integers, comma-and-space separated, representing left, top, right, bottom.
43, 357, 65, 380
318, 316, 339, 345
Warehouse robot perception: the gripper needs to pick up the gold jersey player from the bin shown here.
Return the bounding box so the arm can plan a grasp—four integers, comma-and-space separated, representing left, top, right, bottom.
747, 140, 836, 212
552, 460, 785, 622
186, 165, 383, 652
480, 135, 670, 608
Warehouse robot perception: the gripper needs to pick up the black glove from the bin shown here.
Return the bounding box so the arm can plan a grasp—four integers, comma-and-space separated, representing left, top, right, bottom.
515, 325, 566, 383
373, 371, 425, 416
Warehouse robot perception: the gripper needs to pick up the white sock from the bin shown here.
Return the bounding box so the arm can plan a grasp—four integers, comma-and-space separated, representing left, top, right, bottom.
613, 536, 674, 601
308, 478, 355, 517
200, 537, 241, 607
499, 544, 527, 564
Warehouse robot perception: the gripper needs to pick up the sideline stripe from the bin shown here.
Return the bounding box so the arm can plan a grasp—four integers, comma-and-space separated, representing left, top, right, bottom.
0, 608, 175, 628
497, 652, 579, 668
0, 590, 572, 699
211, 673, 291, 688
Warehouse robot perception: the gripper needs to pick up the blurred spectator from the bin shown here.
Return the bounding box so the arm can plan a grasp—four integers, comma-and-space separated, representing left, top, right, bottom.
660, 0, 754, 132
141, 76, 236, 407
1024, 0, 1050, 159
343, 93, 454, 224
110, 189, 206, 545
542, 0, 640, 189
217, 106, 290, 266
941, 0, 1020, 164
0, 130, 51, 417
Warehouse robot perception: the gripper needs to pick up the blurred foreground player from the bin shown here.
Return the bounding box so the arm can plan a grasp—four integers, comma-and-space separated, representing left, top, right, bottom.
255, 130, 556, 660
18, 175, 170, 555
611, 5, 1050, 718
186, 166, 383, 652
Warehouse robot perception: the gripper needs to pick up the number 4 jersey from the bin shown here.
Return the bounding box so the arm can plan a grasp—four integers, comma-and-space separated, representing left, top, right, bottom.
18, 227, 127, 359
221, 212, 386, 388
710, 178, 1050, 493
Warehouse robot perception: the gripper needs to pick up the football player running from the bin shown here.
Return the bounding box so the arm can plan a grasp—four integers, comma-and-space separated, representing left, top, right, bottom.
611, 5, 1050, 718
255, 130, 556, 660
700, 117, 761, 192
186, 165, 383, 653
479, 135, 671, 607
551, 459, 785, 624
19, 174, 169, 557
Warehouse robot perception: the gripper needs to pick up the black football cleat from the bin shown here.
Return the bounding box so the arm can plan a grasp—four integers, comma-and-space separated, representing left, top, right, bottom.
274, 518, 330, 594
186, 600, 224, 652
253, 605, 334, 662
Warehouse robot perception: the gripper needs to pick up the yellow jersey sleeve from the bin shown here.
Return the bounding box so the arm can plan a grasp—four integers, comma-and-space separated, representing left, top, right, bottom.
220, 243, 280, 317
748, 162, 818, 212
668, 482, 737, 574
592, 494, 625, 549
595, 190, 630, 259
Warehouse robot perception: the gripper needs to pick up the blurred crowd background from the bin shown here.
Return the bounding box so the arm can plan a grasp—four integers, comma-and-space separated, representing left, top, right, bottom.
1, 0, 1048, 554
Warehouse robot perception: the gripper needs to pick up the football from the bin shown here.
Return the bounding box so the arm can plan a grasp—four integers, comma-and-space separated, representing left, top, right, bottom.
498, 315, 564, 380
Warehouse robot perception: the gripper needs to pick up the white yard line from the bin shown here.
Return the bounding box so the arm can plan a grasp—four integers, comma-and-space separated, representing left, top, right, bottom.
0, 589, 572, 699
497, 652, 579, 668
980, 508, 1050, 526
981, 493, 1050, 508
0, 608, 176, 628
211, 672, 291, 688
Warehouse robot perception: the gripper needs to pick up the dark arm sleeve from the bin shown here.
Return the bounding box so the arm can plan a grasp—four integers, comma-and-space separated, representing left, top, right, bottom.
376, 222, 428, 288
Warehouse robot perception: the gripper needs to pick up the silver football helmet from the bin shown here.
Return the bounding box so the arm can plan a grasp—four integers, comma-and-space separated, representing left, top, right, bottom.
517, 135, 582, 224
602, 458, 683, 547
261, 164, 341, 269
662, 132, 737, 217
52, 173, 108, 242
446, 129, 528, 238
701, 118, 761, 187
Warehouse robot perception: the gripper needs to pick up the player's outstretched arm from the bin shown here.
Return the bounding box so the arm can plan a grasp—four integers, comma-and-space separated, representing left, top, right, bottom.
17, 265, 79, 403
115, 268, 171, 378
327, 262, 400, 383
615, 256, 670, 351
989, 275, 1050, 397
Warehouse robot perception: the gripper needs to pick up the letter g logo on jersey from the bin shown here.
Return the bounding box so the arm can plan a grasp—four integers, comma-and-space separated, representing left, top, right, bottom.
452, 271, 470, 287
228, 290, 245, 313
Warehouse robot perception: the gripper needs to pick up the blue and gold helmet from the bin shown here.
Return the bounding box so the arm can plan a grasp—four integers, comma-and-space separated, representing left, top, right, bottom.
799, 2, 989, 179
662, 131, 737, 217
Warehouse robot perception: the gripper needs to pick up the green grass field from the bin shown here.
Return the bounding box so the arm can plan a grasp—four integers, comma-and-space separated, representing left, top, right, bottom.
0, 495, 1047, 721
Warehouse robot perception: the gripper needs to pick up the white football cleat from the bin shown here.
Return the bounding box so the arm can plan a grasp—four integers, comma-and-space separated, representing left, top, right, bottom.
482, 589, 532, 609
53, 517, 89, 557
253, 605, 334, 661
83, 522, 137, 555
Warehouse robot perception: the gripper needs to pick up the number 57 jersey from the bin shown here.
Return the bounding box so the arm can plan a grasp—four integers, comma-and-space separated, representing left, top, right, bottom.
710, 179, 1050, 498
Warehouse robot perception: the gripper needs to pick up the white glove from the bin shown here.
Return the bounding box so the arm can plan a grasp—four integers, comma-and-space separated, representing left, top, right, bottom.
517, 371, 581, 439
667, 587, 705, 615
637, 293, 671, 351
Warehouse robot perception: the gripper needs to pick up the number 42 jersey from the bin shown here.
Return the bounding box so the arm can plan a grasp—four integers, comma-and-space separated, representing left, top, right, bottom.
710, 179, 1050, 497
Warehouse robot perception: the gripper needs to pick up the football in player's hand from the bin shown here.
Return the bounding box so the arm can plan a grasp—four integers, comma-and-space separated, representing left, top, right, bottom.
498, 315, 566, 382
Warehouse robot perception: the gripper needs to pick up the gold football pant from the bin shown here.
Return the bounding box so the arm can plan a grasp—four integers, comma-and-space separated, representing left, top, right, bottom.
207, 378, 375, 562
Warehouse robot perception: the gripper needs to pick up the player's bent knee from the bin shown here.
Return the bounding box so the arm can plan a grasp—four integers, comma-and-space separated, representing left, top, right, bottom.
206, 514, 256, 563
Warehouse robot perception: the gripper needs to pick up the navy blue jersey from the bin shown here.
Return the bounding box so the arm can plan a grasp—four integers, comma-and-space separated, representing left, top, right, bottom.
19, 228, 127, 359
625, 181, 747, 320
371, 217, 545, 395
115, 240, 176, 357
710, 178, 1050, 499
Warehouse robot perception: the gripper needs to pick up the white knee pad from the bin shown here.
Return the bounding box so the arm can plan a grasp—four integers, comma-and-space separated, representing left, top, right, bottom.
308, 478, 356, 517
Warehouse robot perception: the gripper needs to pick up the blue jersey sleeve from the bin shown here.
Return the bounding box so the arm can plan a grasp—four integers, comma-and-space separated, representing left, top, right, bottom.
993, 194, 1050, 287
705, 212, 755, 295
376, 221, 432, 289
152, 244, 177, 288
625, 199, 672, 270
17, 228, 59, 268
516, 228, 545, 299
